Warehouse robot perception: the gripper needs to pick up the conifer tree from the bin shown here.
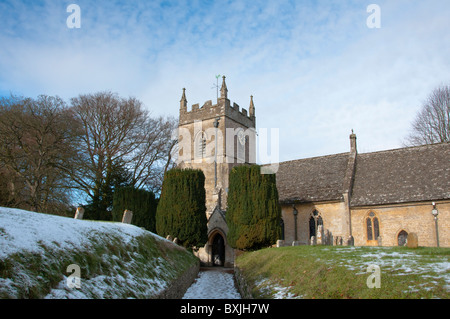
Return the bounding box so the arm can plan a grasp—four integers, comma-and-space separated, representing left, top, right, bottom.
155, 168, 207, 248
112, 186, 157, 231
226, 165, 281, 250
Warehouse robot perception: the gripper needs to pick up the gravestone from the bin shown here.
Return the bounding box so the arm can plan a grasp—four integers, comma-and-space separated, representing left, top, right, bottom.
276, 240, 284, 247
74, 207, 84, 220
122, 209, 133, 224
346, 235, 354, 246
406, 233, 418, 248
377, 236, 382, 246
317, 225, 323, 245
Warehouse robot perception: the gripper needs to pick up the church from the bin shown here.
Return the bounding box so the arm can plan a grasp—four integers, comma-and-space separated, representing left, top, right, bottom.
177, 76, 450, 267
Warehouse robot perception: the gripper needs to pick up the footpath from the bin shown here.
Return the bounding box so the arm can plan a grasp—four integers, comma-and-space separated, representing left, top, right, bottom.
182, 267, 241, 299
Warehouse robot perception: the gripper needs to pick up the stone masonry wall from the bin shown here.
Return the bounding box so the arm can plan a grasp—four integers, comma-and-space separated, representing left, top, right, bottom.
152, 259, 200, 299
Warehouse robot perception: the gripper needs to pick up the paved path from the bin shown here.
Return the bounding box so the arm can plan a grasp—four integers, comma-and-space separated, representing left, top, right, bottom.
182, 268, 241, 299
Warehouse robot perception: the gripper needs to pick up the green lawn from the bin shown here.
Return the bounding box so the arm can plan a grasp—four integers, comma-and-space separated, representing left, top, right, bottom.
235, 245, 450, 299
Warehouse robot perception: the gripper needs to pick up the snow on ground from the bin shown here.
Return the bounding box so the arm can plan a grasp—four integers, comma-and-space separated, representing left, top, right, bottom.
323, 246, 450, 293
0, 207, 179, 299
0, 206, 166, 259
255, 278, 302, 299
182, 270, 241, 299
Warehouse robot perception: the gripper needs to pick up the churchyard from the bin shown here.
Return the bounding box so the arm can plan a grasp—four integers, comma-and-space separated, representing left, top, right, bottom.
235, 245, 450, 299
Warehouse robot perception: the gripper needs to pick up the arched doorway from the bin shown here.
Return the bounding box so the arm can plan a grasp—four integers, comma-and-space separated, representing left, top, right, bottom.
397, 230, 408, 246
211, 233, 225, 266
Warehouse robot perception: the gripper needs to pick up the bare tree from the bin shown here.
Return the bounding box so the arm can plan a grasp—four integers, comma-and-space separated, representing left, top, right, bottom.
69, 92, 177, 218
0, 95, 78, 214
405, 85, 450, 146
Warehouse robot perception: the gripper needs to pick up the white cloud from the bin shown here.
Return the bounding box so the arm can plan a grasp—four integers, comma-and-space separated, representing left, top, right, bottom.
0, 0, 449, 162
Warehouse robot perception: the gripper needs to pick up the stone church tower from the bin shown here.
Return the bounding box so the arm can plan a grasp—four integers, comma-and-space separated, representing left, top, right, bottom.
177, 76, 256, 267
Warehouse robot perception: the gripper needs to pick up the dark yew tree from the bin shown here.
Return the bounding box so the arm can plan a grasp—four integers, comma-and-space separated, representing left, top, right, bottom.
155, 168, 207, 248
226, 164, 281, 250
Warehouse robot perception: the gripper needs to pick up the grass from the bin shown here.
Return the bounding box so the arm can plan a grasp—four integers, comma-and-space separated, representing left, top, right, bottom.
235, 245, 450, 299
0, 232, 198, 299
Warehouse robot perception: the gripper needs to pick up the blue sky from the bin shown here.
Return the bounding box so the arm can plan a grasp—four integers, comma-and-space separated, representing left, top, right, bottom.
1, 0, 449, 162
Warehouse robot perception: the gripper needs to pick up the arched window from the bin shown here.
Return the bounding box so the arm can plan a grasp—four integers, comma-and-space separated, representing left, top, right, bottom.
309, 210, 323, 243
366, 212, 380, 244
236, 129, 245, 163
397, 230, 408, 246
195, 131, 207, 158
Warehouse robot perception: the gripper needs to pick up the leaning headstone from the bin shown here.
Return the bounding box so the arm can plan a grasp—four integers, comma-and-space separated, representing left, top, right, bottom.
166, 235, 173, 241
406, 233, 418, 248
74, 207, 84, 220
173, 237, 179, 245
276, 240, 284, 247
122, 209, 133, 224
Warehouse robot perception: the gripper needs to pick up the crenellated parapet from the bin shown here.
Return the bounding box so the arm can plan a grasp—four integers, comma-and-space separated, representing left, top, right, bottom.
179, 76, 255, 128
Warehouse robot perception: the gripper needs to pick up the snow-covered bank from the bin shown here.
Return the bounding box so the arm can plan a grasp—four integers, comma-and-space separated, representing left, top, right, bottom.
0, 207, 162, 259
0, 207, 198, 298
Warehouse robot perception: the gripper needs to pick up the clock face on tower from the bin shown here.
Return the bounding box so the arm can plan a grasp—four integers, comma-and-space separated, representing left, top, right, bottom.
237, 130, 245, 145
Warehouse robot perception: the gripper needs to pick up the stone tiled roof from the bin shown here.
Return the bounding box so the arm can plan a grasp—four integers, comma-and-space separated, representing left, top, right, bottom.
275, 142, 450, 206
350, 142, 450, 206
275, 153, 350, 204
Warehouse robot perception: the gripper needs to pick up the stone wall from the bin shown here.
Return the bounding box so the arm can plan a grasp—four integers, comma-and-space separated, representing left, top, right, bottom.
281, 201, 349, 246
351, 200, 450, 247
281, 200, 449, 247
152, 259, 200, 299
233, 265, 254, 299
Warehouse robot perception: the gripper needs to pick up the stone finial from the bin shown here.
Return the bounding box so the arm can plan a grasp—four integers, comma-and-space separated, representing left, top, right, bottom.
122, 209, 133, 224
350, 130, 357, 154
74, 207, 84, 219
180, 88, 187, 111
220, 76, 228, 99
249, 95, 255, 117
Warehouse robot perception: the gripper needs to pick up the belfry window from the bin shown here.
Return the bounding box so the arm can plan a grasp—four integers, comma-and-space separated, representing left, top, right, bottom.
366, 212, 380, 241
196, 132, 207, 158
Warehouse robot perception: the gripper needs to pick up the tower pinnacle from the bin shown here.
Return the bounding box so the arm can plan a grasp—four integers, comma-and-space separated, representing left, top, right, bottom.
249, 95, 255, 117
180, 88, 187, 111
220, 76, 228, 99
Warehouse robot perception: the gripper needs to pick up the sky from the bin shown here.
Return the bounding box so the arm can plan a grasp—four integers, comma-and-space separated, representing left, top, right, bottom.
0, 0, 449, 163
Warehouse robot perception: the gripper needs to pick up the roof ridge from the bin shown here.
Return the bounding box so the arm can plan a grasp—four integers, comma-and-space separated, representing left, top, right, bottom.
359, 141, 450, 156
275, 151, 350, 165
